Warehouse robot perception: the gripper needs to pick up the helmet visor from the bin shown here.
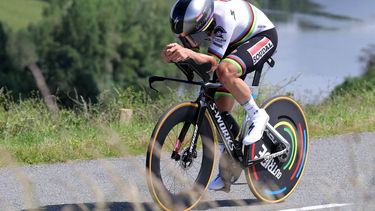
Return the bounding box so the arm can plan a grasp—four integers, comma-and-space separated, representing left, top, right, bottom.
179, 32, 210, 49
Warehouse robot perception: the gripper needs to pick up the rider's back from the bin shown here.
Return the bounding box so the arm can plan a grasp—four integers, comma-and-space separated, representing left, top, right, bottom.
210, 0, 275, 55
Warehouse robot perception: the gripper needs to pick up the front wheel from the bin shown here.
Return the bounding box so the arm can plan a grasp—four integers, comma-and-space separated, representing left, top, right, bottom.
245, 96, 310, 203
146, 102, 217, 210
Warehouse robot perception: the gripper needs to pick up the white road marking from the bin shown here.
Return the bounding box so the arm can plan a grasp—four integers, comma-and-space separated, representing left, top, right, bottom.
279, 203, 353, 211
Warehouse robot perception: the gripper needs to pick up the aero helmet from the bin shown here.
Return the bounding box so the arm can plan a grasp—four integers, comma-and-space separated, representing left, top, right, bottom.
170, 0, 215, 35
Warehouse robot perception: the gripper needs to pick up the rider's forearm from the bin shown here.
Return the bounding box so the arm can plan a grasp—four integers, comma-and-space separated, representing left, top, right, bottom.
187, 50, 219, 71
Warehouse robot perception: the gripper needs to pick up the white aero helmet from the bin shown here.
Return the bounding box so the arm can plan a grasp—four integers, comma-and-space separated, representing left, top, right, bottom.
170, 0, 215, 35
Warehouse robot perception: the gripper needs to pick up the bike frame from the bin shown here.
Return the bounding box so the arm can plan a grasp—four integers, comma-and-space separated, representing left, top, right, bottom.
149, 75, 291, 167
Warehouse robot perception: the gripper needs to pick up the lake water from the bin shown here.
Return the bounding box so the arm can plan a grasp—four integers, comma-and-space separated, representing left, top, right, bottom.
260, 0, 375, 103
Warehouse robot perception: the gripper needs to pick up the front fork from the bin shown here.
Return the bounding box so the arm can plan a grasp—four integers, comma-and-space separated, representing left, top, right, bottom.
171, 101, 207, 161
170, 122, 190, 161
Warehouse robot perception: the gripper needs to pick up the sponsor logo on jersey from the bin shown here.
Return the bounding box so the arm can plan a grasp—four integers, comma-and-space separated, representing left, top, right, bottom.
213, 26, 227, 46
213, 41, 223, 48
248, 38, 274, 65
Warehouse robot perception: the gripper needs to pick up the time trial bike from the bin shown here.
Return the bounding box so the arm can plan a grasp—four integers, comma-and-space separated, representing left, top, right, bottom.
146, 59, 309, 210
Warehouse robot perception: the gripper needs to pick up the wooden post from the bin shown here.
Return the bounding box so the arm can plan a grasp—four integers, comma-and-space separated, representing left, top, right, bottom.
119, 108, 133, 124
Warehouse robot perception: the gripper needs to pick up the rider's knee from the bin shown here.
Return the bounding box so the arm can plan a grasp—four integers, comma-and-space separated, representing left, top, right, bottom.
217, 62, 238, 85
215, 96, 235, 112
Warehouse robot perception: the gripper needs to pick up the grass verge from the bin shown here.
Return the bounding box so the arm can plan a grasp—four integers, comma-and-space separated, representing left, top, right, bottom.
306, 63, 375, 138
0, 87, 193, 165
306, 88, 375, 138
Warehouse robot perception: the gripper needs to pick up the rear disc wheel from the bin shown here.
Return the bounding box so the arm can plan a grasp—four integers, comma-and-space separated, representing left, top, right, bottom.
245, 96, 310, 203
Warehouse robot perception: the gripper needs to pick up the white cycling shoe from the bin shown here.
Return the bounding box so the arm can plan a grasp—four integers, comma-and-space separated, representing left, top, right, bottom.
208, 174, 225, 191
243, 109, 269, 145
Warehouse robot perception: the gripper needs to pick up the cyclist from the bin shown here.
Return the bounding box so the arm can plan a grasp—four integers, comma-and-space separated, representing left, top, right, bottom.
162, 0, 278, 191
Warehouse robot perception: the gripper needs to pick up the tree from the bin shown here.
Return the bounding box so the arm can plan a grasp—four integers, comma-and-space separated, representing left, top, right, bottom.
0, 23, 36, 99
1, 0, 177, 106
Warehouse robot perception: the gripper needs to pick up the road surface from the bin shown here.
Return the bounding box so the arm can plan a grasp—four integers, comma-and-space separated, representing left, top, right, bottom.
0, 133, 374, 210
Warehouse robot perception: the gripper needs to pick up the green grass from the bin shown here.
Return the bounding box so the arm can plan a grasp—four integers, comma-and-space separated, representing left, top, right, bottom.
306, 89, 375, 138
0, 87, 192, 165
0, 0, 47, 31
306, 63, 375, 138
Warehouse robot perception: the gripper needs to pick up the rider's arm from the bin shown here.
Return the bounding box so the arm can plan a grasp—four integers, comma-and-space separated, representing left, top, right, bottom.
162, 43, 219, 71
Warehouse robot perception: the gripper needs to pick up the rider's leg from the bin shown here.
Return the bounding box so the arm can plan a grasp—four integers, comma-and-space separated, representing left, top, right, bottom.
208, 62, 269, 192
208, 95, 234, 191
215, 95, 235, 113
209, 29, 277, 191
216, 61, 269, 146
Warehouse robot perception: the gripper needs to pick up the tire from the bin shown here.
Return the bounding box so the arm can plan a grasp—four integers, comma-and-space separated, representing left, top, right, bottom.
245, 96, 310, 203
146, 102, 217, 210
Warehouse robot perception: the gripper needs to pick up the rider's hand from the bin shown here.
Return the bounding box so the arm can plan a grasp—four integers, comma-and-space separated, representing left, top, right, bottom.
162, 43, 191, 63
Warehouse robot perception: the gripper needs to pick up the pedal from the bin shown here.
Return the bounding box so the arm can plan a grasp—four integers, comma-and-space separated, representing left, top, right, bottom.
276, 144, 289, 163
264, 127, 278, 144
246, 149, 287, 167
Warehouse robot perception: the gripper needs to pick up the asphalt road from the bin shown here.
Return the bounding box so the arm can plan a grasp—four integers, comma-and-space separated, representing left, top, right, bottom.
0, 133, 374, 211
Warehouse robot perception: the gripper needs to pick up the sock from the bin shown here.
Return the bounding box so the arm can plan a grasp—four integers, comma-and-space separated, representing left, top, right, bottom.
218, 142, 225, 152
241, 97, 259, 119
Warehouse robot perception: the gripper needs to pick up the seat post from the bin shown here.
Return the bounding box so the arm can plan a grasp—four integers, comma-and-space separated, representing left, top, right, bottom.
251, 57, 275, 99
252, 64, 264, 87
251, 64, 263, 100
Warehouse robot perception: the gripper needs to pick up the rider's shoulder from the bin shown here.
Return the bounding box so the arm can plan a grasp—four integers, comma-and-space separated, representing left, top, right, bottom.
214, 0, 249, 16
213, 1, 227, 16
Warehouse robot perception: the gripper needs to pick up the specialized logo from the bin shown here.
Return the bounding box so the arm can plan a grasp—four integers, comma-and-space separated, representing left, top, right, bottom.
231, 10, 236, 20
210, 104, 234, 151
248, 38, 274, 65
173, 18, 180, 32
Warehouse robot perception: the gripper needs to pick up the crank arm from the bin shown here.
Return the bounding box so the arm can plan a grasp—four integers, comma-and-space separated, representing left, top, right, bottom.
246, 149, 287, 167
265, 123, 291, 151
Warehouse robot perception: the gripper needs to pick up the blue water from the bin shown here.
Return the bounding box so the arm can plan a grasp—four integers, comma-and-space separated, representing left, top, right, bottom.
261, 0, 375, 103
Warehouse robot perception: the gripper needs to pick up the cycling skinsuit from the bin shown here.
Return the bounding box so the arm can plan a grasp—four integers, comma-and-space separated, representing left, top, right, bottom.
208, 0, 278, 98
